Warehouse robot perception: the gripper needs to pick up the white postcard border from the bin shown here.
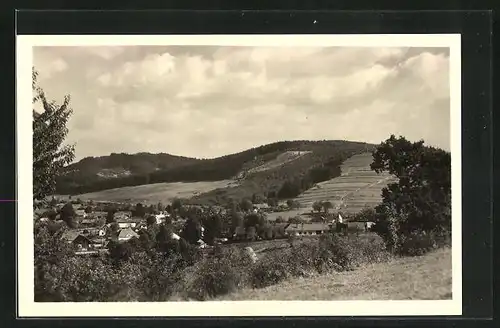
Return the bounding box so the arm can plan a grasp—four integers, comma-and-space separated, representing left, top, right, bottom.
16, 34, 462, 317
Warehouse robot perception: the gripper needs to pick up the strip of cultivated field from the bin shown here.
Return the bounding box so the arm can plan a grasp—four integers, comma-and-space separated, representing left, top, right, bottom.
71, 180, 236, 204
293, 152, 397, 214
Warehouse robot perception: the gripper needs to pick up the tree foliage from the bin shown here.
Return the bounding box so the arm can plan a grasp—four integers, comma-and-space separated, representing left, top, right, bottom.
370, 135, 451, 254
32, 68, 75, 200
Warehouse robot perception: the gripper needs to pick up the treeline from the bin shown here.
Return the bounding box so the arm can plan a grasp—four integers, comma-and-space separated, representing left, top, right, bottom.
56, 140, 373, 195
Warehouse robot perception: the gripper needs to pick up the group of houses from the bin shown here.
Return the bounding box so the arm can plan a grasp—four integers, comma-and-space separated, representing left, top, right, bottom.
38, 203, 174, 256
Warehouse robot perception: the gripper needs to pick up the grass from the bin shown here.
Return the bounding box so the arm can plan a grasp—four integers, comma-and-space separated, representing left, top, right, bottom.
216, 247, 452, 301
71, 180, 236, 203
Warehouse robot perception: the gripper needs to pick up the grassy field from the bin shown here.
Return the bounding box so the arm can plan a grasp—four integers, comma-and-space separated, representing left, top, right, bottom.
245, 151, 313, 175
218, 247, 452, 301
69, 180, 236, 203
293, 152, 397, 214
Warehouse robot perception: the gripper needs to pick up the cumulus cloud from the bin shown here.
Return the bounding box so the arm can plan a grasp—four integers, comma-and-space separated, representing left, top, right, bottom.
33, 45, 451, 161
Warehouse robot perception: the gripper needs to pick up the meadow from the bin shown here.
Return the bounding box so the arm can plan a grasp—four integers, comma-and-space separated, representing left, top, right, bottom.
217, 247, 452, 301
69, 180, 236, 203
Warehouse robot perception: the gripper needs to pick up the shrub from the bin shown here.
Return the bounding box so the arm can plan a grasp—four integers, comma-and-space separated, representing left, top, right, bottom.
250, 254, 290, 288
398, 230, 440, 256
346, 233, 391, 264
184, 247, 250, 300
314, 233, 358, 273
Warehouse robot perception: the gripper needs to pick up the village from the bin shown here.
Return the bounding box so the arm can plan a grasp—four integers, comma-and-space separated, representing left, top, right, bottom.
34, 197, 375, 257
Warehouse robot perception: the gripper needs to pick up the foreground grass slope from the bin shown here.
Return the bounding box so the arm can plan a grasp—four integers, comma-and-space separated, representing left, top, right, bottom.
218, 248, 452, 301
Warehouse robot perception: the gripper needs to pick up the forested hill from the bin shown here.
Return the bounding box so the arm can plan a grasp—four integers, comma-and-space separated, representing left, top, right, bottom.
55, 140, 376, 196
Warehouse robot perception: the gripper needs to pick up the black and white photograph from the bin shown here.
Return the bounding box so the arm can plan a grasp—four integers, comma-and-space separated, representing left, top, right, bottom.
17, 34, 461, 317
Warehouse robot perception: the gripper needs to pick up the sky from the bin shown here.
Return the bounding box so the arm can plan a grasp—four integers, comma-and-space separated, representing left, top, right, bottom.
33, 45, 451, 162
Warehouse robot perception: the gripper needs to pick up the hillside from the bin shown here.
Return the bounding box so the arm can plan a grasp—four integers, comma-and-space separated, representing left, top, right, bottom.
56, 152, 200, 194
217, 248, 452, 301
57, 140, 375, 202
293, 152, 398, 213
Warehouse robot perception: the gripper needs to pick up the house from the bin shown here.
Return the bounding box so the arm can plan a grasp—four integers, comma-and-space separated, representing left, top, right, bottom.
89, 211, 107, 220
154, 213, 168, 225
113, 211, 132, 221
285, 223, 331, 237
74, 209, 86, 218
61, 230, 93, 251
254, 203, 270, 212
89, 237, 108, 249
116, 216, 143, 229
118, 227, 139, 242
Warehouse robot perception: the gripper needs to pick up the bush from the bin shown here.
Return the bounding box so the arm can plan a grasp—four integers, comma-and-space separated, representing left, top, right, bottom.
250, 254, 290, 288
346, 233, 391, 264
184, 247, 251, 300
314, 233, 358, 273
398, 230, 442, 256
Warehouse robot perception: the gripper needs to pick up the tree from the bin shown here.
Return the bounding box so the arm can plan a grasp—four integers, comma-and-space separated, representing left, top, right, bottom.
240, 199, 253, 212
246, 226, 257, 241
157, 202, 165, 212
370, 135, 451, 253
84, 205, 93, 214
133, 203, 146, 218
106, 209, 116, 224
286, 199, 294, 208
202, 215, 222, 245
172, 198, 183, 212
230, 209, 244, 233
312, 201, 322, 213
32, 68, 75, 200
60, 202, 76, 227
181, 217, 202, 244
146, 215, 157, 226
322, 201, 333, 213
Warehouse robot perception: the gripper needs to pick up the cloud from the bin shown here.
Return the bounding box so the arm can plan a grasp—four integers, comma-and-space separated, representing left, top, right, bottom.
34, 46, 451, 161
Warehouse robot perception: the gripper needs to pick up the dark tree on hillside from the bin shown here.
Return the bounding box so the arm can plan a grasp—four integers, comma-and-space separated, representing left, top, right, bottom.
165, 204, 172, 214
60, 202, 76, 225
84, 205, 92, 214
106, 209, 116, 224
32, 68, 75, 201
312, 201, 322, 213
181, 217, 202, 245
172, 198, 183, 212
246, 226, 257, 241
133, 203, 146, 218
240, 199, 253, 212
157, 202, 165, 212
244, 213, 265, 229
108, 240, 135, 263
202, 215, 222, 245
146, 215, 157, 226
322, 201, 333, 213
371, 135, 451, 253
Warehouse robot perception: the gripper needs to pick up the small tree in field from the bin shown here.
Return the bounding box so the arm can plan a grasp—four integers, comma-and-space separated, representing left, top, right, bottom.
322, 201, 333, 213
32, 68, 75, 201
312, 201, 322, 213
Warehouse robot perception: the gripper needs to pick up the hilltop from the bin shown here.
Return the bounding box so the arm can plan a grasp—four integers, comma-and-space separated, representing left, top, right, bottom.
56, 140, 376, 204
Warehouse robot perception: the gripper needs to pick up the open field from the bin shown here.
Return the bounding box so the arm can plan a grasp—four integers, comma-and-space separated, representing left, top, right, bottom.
68, 180, 236, 204
217, 247, 452, 301
246, 151, 313, 175
293, 152, 398, 214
